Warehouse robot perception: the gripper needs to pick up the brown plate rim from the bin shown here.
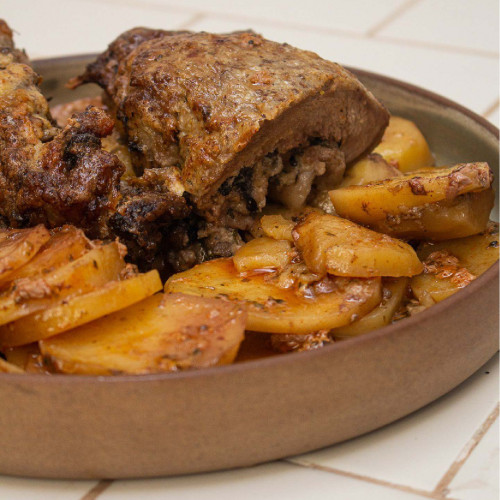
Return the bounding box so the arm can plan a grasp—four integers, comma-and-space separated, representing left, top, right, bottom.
1, 55, 498, 384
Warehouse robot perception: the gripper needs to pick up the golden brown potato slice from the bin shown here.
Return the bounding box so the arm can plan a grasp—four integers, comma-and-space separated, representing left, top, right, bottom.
332, 278, 408, 338
165, 258, 382, 334
340, 153, 402, 187
0, 356, 24, 373
250, 205, 321, 239
0, 225, 92, 289
367, 189, 495, 241
260, 215, 295, 241
410, 222, 499, 306
293, 213, 423, 278
329, 163, 493, 224
0, 242, 125, 329
373, 116, 434, 172
0, 225, 51, 283
0, 270, 162, 347
233, 237, 295, 274
39, 293, 247, 375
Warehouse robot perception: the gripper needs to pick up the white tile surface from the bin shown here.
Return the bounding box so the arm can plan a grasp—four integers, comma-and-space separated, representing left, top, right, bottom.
99, 462, 427, 500
0, 477, 97, 500
1, 0, 193, 58
101, 0, 408, 35
378, 0, 499, 54
289, 354, 499, 492
186, 16, 499, 117
447, 413, 499, 500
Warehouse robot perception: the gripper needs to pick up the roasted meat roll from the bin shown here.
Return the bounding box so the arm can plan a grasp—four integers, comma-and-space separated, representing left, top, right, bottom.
76, 30, 390, 231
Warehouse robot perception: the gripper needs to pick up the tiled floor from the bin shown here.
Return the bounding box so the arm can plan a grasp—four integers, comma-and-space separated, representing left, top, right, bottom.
0, 0, 498, 498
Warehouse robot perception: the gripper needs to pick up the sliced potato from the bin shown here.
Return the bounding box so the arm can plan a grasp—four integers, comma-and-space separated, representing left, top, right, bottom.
373, 116, 434, 172
332, 278, 408, 337
340, 153, 402, 187
416, 222, 499, 274
165, 258, 382, 334
293, 213, 423, 278
0, 356, 24, 373
0, 270, 162, 347
260, 215, 295, 241
0, 225, 51, 283
410, 222, 499, 305
368, 189, 494, 240
250, 205, 321, 239
0, 225, 92, 289
329, 162, 493, 225
233, 237, 295, 274
0, 242, 125, 329
39, 293, 247, 375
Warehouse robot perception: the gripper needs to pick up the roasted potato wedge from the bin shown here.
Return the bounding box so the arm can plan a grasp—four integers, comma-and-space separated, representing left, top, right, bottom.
293, 213, 423, 277
233, 237, 295, 274
332, 278, 408, 337
0, 225, 51, 284
340, 153, 402, 187
329, 163, 493, 225
39, 293, 247, 375
0, 270, 162, 347
410, 222, 499, 305
0, 242, 125, 329
367, 189, 494, 240
165, 258, 382, 334
0, 225, 92, 289
373, 116, 434, 172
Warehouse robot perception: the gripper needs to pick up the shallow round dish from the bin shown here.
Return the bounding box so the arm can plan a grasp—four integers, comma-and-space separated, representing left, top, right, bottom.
0, 56, 498, 479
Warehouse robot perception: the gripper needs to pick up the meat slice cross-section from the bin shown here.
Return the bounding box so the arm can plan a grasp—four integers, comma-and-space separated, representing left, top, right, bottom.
76, 29, 390, 230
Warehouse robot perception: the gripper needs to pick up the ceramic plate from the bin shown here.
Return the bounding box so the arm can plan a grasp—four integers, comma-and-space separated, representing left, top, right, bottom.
0, 56, 498, 479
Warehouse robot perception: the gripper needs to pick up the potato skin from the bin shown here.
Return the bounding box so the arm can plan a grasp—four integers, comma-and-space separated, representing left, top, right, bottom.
329, 162, 493, 223
367, 189, 495, 240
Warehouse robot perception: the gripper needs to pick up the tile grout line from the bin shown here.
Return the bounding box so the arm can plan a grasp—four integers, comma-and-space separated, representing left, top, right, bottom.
79, 479, 114, 500
482, 98, 500, 119
74, 0, 375, 40
283, 458, 449, 499
177, 12, 207, 31
433, 402, 500, 497
77, 0, 200, 17
366, 0, 422, 37
71, 0, 499, 59
374, 34, 499, 58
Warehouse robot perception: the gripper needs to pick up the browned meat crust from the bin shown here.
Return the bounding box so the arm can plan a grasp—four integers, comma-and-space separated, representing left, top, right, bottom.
109, 168, 190, 271
0, 21, 124, 235
77, 29, 389, 226
0, 21, 190, 271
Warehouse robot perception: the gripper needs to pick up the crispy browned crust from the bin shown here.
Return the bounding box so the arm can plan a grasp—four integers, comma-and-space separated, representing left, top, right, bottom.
0, 22, 124, 235
79, 30, 389, 207
0, 21, 190, 270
